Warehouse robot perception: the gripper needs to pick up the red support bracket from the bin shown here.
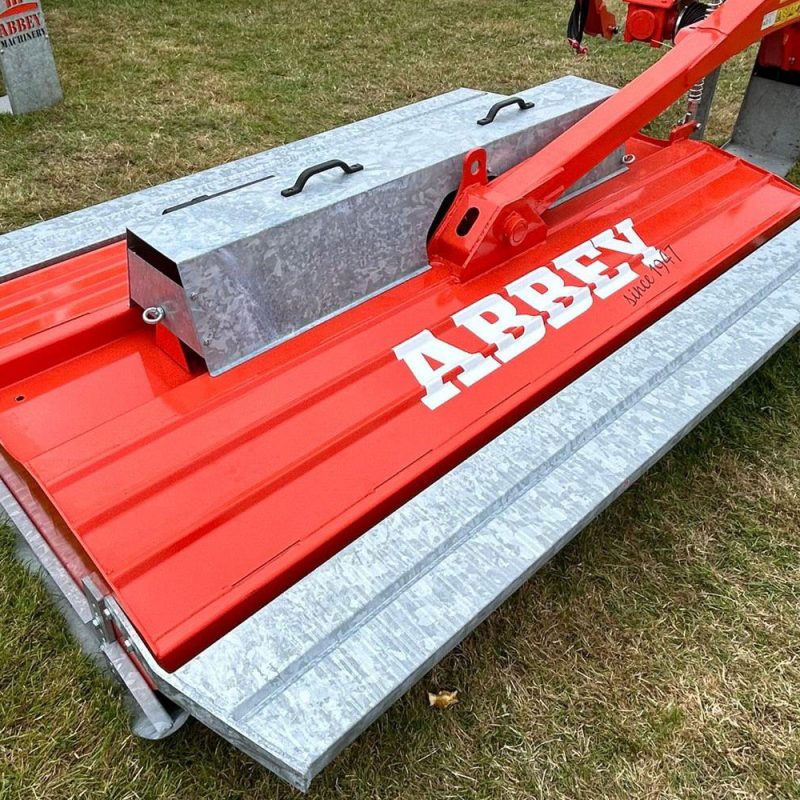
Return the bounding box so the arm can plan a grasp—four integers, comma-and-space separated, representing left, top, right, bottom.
428, 0, 800, 283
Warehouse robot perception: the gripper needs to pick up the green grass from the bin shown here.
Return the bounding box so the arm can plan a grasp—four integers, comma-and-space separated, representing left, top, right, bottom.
1, 1, 799, 798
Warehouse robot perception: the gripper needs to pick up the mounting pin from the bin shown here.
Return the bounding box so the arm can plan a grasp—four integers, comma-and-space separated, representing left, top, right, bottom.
502, 212, 529, 247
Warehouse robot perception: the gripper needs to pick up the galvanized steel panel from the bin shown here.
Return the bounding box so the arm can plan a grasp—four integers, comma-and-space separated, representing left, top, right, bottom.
0, 79, 614, 283
725, 76, 800, 177
126, 79, 621, 374
0, 88, 482, 279
111, 220, 800, 791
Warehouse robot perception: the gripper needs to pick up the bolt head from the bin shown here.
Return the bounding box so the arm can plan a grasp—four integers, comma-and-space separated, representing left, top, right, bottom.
503, 212, 528, 247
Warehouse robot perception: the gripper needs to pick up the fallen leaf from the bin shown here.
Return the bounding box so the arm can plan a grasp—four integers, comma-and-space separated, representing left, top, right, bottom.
428, 689, 459, 709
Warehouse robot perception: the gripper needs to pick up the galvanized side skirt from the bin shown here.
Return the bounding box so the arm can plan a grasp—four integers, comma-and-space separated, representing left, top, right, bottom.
107, 221, 800, 791
725, 75, 800, 176
0, 480, 188, 740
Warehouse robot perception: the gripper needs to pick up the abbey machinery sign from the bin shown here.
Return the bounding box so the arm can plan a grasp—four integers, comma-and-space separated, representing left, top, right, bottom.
0, 0, 62, 115
0, 0, 46, 47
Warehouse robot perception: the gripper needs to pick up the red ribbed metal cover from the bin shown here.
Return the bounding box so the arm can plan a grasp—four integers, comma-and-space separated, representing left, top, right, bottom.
2, 136, 799, 671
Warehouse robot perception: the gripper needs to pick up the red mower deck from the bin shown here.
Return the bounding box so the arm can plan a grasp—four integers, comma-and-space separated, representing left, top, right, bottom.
2, 0, 800, 790
2, 134, 798, 671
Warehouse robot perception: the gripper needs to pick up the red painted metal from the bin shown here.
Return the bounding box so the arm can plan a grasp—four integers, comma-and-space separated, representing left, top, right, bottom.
623, 0, 677, 46
585, 0, 618, 39
757, 21, 800, 70
0, 241, 128, 351
2, 136, 799, 671
428, 0, 800, 282
570, 0, 617, 51
3, 0, 800, 672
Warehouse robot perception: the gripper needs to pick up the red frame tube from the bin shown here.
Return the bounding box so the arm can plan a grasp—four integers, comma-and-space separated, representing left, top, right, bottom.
429, 0, 800, 281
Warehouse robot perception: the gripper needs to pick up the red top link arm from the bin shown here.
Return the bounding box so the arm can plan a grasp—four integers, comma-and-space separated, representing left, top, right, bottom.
429, 0, 799, 281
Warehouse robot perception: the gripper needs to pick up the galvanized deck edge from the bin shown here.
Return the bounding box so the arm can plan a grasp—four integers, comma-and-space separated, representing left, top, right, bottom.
0, 479, 92, 629
108, 221, 800, 791
0, 88, 480, 281
0, 479, 188, 740
0, 77, 615, 283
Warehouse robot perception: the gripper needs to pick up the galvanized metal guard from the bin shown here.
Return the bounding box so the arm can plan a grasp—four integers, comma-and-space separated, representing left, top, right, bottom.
109, 219, 800, 791
0, 0, 62, 115
725, 74, 800, 175
0, 464, 189, 740
125, 79, 622, 374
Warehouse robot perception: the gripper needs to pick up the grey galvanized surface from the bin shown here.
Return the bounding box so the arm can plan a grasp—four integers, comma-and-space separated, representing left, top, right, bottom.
127, 79, 621, 375
0, 1, 62, 115
109, 220, 800, 791
128, 251, 204, 353
0, 468, 188, 740
101, 639, 189, 740
0, 79, 614, 282
0, 476, 92, 631
0, 88, 481, 278
725, 75, 800, 177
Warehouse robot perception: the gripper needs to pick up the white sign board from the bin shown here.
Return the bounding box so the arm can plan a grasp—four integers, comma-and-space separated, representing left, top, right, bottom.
0, 0, 62, 114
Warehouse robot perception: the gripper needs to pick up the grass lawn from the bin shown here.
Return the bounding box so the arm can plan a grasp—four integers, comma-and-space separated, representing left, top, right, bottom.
1, 1, 799, 798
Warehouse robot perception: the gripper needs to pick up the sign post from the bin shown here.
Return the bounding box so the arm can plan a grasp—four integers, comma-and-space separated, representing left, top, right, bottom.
0, 0, 62, 114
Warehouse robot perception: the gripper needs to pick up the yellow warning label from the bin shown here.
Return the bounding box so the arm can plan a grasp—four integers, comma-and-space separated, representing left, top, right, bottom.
776, 0, 800, 24
762, 1, 800, 29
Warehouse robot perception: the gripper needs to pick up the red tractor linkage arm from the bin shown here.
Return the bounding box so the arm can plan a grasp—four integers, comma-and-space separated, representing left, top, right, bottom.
429, 0, 800, 281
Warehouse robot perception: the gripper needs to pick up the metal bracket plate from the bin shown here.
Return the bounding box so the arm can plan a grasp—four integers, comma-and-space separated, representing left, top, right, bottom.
80, 575, 116, 645
725, 75, 800, 176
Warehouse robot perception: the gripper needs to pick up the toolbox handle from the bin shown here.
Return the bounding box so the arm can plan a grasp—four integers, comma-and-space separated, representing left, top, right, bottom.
476, 96, 535, 126
281, 159, 364, 197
